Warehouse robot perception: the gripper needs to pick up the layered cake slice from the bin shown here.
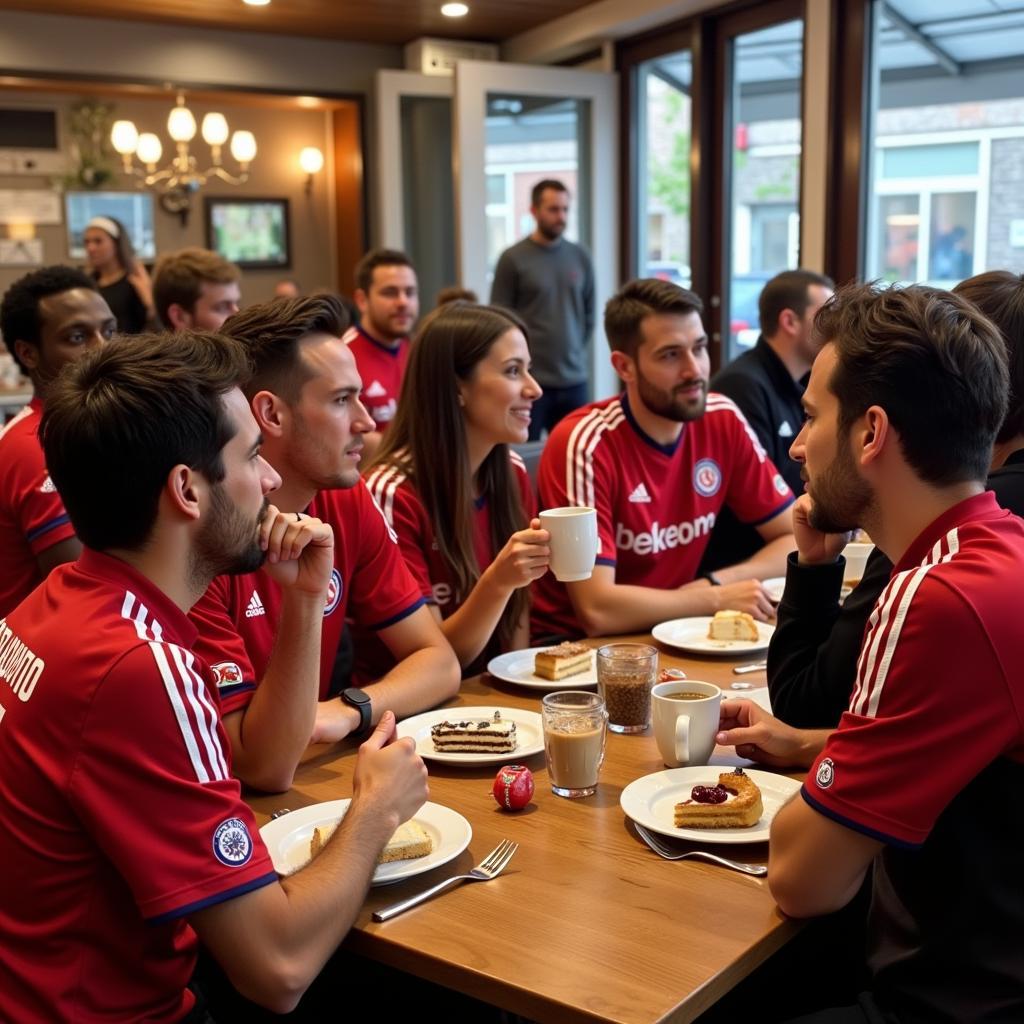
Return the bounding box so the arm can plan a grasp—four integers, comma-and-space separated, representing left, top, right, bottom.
534, 641, 592, 681
673, 768, 764, 829
707, 610, 759, 642
310, 818, 433, 864
431, 710, 517, 754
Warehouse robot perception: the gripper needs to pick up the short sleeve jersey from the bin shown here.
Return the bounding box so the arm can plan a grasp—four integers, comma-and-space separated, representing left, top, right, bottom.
0, 398, 76, 617
0, 549, 275, 1023
800, 493, 1024, 1019
342, 324, 409, 432
360, 452, 536, 677
532, 392, 794, 638
189, 480, 425, 709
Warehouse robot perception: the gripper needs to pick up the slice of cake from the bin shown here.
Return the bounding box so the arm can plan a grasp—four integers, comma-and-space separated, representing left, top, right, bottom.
431, 710, 517, 753
534, 641, 592, 680
310, 818, 433, 864
673, 768, 763, 829
707, 610, 759, 642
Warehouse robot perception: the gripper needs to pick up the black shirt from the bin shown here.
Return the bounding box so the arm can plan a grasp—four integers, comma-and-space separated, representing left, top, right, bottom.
97, 274, 149, 335
700, 336, 805, 572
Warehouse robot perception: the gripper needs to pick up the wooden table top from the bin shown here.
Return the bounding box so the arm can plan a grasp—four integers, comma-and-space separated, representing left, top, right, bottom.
248, 639, 800, 1024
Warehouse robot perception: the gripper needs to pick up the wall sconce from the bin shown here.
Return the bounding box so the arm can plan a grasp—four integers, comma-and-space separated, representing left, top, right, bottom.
299, 146, 324, 196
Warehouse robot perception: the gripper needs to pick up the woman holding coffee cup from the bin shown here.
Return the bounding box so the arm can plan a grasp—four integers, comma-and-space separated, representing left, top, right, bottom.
364, 302, 550, 673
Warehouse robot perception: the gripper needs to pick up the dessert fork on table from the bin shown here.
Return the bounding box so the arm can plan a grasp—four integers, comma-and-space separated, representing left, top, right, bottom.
373, 839, 519, 922
634, 824, 767, 876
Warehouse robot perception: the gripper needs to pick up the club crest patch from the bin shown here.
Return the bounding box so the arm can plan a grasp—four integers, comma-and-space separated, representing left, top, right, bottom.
773, 473, 790, 496
693, 458, 722, 498
816, 757, 835, 789
324, 568, 343, 616
213, 817, 253, 866
211, 662, 244, 688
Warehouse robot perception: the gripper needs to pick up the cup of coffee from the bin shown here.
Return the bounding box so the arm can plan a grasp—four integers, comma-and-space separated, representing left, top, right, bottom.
541, 691, 608, 798
652, 680, 722, 768
538, 506, 598, 581
843, 542, 874, 589
597, 642, 658, 734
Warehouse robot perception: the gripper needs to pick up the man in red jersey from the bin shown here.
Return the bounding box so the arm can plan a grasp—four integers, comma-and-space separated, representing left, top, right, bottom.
533, 278, 795, 639
191, 294, 458, 780
0, 265, 115, 616
716, 284, 1024, 1023
343, 248, 419, 459
0, 330, 428, 1022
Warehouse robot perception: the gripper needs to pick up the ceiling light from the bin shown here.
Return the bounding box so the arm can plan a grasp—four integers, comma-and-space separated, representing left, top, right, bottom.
441, 3, 469, 17
243, 0, 271, 6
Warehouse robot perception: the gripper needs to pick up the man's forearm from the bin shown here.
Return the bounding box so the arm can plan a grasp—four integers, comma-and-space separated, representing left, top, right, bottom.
360, 641, 460, 722
572, 579, 721, 635
230, 591, 324, 792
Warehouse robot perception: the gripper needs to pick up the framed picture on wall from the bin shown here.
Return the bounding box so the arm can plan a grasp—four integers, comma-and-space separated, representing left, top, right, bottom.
65, 191, 156, 260
205, 197, 291, 269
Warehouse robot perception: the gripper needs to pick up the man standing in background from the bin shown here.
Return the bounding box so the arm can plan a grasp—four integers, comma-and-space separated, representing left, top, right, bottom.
491, 179, 595, 439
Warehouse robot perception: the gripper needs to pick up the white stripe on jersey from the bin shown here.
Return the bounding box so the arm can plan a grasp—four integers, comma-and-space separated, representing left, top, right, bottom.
360, 479, 399, 543
705, 393, 768, 462
172, 644, 229, 780
149, 641, 220, 783
121, 591, 164, 643
509, 449, 526, 469
0, 402, 35, 441
565, 401, 626, 508
366, 463, 407, 529
850, 527, 959, 718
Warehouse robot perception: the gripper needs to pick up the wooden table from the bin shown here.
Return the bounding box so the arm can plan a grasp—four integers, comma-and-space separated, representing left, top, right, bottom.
248, 641, 799, 1024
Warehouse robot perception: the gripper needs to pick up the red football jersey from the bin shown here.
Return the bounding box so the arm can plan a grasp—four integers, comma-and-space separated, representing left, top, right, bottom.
0, 549, 275, 1022
532, 392, 794, 638
0, 398, 76, 617
803, 492, 1024, 846
189, 480, 425, 709
342, 324, 409, 432
360, 452, 535, 676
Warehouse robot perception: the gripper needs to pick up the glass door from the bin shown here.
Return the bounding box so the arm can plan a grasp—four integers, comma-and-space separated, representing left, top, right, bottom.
453, 60, 618, 400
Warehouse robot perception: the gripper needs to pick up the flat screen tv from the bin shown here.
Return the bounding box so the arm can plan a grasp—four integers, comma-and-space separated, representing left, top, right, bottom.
205, 197, 290, 269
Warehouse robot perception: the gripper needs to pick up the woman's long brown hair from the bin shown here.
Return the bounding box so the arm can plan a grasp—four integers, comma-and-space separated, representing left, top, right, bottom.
369, 302, 531, 650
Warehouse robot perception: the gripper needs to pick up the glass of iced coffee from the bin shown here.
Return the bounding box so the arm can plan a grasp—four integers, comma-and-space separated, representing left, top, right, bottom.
541, 691, 608, 798
596, 643, 658, 734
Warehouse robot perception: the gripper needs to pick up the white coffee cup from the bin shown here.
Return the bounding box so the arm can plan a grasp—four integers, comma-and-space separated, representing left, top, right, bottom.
538, 506, 598, 582
652, 680, 722, 768
843, 542, 874, 588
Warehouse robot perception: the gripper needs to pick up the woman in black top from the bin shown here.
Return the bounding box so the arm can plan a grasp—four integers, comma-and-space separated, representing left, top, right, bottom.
83, 216, 155, 334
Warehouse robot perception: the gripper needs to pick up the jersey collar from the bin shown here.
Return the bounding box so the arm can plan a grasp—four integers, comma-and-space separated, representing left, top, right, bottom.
893, 491, 1003, 574
353, 323, 406, 356
620, 392, 684, 457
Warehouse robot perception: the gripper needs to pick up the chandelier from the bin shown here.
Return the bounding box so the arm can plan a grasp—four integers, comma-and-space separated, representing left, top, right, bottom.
110, 92, 256, 213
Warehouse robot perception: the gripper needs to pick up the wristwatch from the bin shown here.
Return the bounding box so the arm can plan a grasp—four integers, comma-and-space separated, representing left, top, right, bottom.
340, 687, 372, 738
702, 572, 722, 586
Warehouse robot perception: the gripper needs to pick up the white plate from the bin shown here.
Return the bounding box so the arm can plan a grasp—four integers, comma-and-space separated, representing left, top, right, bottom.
763, 577, 786, 603
397, 706, 545, 765
259, 799, 472, 884
487, 646, 597, 690
620, 767, 800, 844
651, 616, 774, 655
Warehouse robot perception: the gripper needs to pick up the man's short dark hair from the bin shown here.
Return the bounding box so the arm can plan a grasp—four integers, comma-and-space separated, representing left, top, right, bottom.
153, 248, 240, 326
1, 266, 98, 374
222, 292, 349, 402
817, 282, 1008, 486
41, 331, 250, 552
531, 179, 569, 208
953, 271, 1024, 445
604, 278, 705, 358
354, 248, 414, 294
759, 269, 835, 336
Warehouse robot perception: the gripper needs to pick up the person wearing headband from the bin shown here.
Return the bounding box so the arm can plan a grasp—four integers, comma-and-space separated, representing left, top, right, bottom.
83, 215, 155, 334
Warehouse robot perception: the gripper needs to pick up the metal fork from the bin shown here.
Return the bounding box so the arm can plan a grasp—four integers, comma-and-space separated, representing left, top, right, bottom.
634, 824, 767, 876
372, 839, 519, 922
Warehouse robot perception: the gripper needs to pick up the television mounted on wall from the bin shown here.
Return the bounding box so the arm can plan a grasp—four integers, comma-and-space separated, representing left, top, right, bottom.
204, 196, 291, 269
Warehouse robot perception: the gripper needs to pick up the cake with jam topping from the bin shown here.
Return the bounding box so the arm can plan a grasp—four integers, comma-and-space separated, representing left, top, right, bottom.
673, 768, 763, 828
431, 710, 517, 753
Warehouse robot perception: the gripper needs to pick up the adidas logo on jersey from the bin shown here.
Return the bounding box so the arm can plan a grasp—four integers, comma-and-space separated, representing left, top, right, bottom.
39, 476, 56, 494
778, 421, 794, 438
628, 482, 651, 503
245, 591, 266, 618
364, 380, 387, 399
615, 513, 716, 556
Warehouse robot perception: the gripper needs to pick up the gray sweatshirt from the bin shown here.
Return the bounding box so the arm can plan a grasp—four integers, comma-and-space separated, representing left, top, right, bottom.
490, 236, 595, 388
